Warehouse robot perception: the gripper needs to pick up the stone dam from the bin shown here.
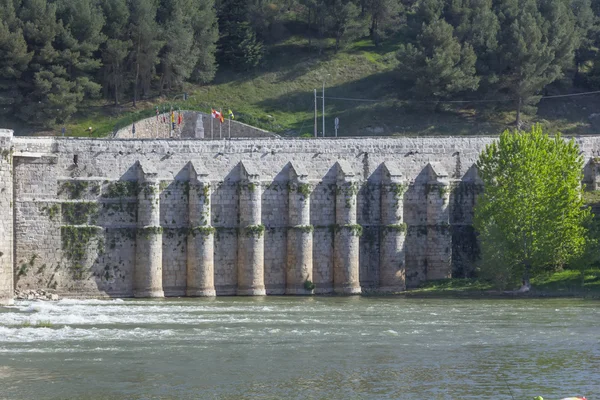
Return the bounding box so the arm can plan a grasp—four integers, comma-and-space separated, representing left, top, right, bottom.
3, 129, 600, 304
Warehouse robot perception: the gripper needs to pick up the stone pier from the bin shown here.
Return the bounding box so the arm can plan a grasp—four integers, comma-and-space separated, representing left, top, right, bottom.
426, 164, 452, 280
333, 161, 361, 294
379, 162, 407, 292
186, 162, 216, 296
134, 161, 164, 297
286, 162, 314, 295
237, 161, 266, 295
0, 130, 13, 305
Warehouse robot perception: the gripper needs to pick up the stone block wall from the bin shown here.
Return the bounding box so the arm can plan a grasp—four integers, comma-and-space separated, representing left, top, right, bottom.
2, 134, 600, 300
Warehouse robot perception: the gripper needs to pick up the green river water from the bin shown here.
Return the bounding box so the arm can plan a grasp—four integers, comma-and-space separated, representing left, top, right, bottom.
0, 297, 598, 399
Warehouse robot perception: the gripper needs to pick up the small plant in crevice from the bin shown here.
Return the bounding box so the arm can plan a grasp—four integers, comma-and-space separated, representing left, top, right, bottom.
304, 280, 316, 291
244, 224, 265, 237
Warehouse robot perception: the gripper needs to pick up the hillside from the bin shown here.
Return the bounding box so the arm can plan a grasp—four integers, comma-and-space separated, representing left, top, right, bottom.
16, 36, 600, 138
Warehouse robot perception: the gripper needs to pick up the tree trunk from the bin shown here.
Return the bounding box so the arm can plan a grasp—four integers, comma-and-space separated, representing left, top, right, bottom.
522, 260, 531, 287
133, 35, 141, 108
308, 8, 312, 49
516, 95, 522, 130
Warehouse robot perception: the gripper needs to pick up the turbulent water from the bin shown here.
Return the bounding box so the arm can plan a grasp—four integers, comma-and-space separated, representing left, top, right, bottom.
0, 297, 598, 399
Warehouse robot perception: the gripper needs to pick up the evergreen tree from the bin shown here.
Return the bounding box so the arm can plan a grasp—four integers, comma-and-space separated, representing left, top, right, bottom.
492, 0, 579, 127
127, 0, 163, 106
157, 0, 198, 92
570, 0, 596, 81
396, 17, 479, 99
326, 0, 367, 51
99, 0, 131, 104
444, 0, 499, 81
54, 0, 105, 100
368, 0, 402, 45
218, 0, 264, 70
190, 0, 218, 83
0, 0, 33, 119
17, 0, 83, 126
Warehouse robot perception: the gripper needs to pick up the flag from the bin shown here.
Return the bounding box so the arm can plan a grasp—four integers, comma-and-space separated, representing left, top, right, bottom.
228, 109, 234, 120
178, 112, 182, 125
212, 108, 224, 123
170, 110, 175, 123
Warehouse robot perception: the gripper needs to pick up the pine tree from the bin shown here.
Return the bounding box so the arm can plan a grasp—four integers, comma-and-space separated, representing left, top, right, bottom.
127, 0, 163, 106
218, 0, 264, 70
368, 0, 402, 46
0, 0, 33, 120
492, 0, 579, 127
396, 17, 479, 100
189, 0, 218, 83
157, 0, 198, 92
325, 0, 367, 51
444, 0, 499, 81
99, 0, 131, 104
54, 0, 105, 100
17, 0, 82, 127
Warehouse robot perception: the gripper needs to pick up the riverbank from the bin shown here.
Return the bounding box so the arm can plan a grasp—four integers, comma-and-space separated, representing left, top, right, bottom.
396, 268, 600, 299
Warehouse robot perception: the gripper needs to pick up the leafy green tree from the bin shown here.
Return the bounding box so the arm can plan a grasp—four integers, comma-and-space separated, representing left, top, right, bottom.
474, 125, 590, 289
396, 17, 479, 100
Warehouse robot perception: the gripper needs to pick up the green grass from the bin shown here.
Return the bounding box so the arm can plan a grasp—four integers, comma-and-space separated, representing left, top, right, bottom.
22, 35, 600, 138
409, 268, 600, 296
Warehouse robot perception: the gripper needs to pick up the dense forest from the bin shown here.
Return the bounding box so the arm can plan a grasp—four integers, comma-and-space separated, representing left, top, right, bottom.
1, 0, 600, 129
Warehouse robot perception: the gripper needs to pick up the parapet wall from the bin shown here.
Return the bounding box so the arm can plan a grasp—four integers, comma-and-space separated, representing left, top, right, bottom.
114, 111, 278, 140
2, 133, 600, 302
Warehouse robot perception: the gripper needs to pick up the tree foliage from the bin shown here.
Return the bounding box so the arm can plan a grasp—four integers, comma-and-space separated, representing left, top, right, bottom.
474, 125, 591, 288
3, 0, 600, 128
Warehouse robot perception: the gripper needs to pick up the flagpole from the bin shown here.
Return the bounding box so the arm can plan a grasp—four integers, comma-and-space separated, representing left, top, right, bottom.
211, 111, 213, 139
228, 117, 231, 139
314, 89, 317, 138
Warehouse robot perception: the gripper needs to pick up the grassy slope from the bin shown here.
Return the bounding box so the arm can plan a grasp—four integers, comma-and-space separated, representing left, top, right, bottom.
23, 36, 600, 138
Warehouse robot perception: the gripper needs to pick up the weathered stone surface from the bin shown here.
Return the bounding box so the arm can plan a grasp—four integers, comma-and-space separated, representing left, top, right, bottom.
1, 133, 600, 301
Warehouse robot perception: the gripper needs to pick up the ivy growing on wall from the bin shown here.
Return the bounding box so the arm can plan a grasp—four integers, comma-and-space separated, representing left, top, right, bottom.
103, 181, 138, 198
41, 204, 60, 221
334, 224, 363, 237
244, 224, 265, 237
60, 181, 89, 199
62, 202, 99, 225
383, 223, 407, 234
61, 226, 102, 280
190, 226, 216, 237
289, 225, 314, 233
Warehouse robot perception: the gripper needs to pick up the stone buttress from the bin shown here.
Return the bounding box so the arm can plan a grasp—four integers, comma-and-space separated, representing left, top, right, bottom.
379, 162, 407, 292
186, 162, 216, 296
333, 161, 361, 294
426, 163, 452, 280
134, 161, 164, 297
286, 161, 314, 294
0, 130, 13, 305
237, 161, 266, 295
